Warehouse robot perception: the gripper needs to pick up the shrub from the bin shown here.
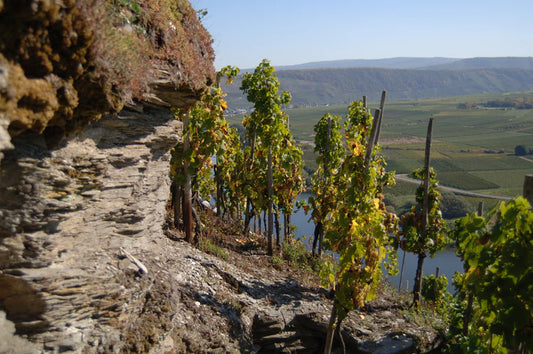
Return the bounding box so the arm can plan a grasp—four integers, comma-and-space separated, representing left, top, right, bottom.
514, 144, 527, 156
0, 0, 214, 143
282, 240, 308, 267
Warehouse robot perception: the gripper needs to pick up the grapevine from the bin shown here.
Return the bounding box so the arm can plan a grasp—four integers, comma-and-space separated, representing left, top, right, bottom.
240, 59, 302, 255
319, 100, 397, 353
450, 197, 533, 352
170, 65, 240, 241
307, 113, 344, 256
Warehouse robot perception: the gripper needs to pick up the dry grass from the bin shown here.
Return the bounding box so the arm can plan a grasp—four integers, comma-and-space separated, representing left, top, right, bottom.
80, 0, 215, 103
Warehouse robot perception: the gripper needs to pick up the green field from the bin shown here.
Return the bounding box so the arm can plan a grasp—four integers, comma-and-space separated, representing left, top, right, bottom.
227, 91, 533, 216
375, 93, 533, 200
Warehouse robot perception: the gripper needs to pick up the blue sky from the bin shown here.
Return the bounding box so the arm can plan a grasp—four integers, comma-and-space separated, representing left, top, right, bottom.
189, 0, 533, 70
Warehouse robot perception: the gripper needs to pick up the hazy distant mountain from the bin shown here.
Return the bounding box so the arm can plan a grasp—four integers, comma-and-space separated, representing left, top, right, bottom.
275, 57, 461, 70
273, 57, 533, 71
426, 57, 533, 70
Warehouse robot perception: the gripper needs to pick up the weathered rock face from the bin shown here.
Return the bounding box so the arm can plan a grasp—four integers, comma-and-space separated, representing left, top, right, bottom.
0, 2, 219, 350
0, 107, 182, 350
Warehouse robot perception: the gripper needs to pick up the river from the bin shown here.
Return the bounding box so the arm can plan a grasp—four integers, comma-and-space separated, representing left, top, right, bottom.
291, 193, 463, 293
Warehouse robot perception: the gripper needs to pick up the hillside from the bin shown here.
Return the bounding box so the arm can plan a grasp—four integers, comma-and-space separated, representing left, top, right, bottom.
275, 57, 460, 70
274, 56, 533, 71
0, 0, 215, 352
223, 66, 533, 108
2, 2, 530, 351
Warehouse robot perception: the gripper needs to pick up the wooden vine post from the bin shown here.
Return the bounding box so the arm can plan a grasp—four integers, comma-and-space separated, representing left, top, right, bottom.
413, 117, 433, 306
375, 90, 387, 143
267, 145, 274, 256
312, 116, 331, 257
243, 127, 257, 236
172, 181, 182, 229
364, 91, 386, 168
398, 248, 407, 292
364, 108, 381, 169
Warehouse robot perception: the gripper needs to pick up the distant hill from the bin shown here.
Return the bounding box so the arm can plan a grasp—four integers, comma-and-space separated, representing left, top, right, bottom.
223, 66, 533, 108
275, 57, 461, 70
272, 57, 533, 71
426, 57, 533, 70
223, 58, 533, 108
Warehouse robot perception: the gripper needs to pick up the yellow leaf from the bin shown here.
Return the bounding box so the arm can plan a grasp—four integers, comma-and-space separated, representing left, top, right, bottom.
352, 141, 363, 156
349, 220, 358, 234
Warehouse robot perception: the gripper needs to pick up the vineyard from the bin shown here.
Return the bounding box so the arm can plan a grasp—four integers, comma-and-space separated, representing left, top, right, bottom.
172, 60, 533, 353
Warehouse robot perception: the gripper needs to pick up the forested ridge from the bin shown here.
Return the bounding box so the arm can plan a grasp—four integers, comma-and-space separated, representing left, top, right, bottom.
223, 66, 533, 108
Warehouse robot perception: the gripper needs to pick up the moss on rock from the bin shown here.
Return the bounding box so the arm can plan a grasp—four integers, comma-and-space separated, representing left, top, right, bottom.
0, 0, 214, 147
